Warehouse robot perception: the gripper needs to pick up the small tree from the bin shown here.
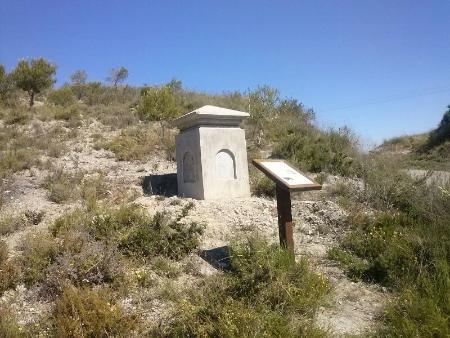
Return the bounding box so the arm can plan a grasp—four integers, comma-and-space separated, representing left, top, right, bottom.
107, 67, 128, 87
0, 65, 14, 103
70, 70, 87, 85
70, 70, 87, 100
137, 85, 180, 121
166, 78, 182, 93
12, 58, 56, 107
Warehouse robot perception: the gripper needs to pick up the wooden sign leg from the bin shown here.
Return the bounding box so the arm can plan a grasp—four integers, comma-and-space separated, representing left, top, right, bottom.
275, 185, 294, 254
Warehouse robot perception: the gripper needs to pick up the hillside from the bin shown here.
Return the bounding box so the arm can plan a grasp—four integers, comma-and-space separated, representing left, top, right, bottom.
0, 75, 449, 337
376, 107, 450, 171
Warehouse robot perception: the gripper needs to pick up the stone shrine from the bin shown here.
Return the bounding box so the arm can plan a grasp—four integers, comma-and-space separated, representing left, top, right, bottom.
173, 105, 251, 200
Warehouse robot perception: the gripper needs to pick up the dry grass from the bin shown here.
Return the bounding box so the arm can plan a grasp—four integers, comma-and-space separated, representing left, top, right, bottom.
154, 239, 329, 337
51, 284, 137, 337
0, 211, 43, 236
0, 307, 25, 338
100, 125, 160, 161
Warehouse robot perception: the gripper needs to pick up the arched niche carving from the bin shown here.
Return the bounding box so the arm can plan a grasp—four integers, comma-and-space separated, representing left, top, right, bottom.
183, 152, 196, 183
215, 149, 236, 179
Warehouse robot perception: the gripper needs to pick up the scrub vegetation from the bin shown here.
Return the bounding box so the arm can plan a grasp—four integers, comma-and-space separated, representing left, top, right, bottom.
328, 153, 450, 337
155, 239, 329, 337
0, 58, 449, 336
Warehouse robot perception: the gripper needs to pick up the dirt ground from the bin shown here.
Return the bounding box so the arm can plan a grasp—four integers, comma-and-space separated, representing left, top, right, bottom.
1, 119, 388, 336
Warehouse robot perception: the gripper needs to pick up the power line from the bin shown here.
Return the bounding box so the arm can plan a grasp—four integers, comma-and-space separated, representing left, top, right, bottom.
323, 86, 450, 112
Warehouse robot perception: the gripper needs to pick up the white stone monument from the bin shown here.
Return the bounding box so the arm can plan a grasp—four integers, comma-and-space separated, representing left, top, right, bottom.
173, 105, 251, 200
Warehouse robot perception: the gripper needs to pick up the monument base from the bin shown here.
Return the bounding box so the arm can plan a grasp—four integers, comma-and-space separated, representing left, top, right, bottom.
176, 126, 250, 200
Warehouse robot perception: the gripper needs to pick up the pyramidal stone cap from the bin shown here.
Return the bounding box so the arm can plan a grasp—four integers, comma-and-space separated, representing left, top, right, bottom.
172, 105, 250, 130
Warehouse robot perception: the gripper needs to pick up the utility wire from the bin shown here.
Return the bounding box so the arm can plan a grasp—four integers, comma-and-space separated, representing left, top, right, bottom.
323, 86, 450, 112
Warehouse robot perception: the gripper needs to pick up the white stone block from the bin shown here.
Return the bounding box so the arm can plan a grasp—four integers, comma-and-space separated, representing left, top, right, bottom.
173, 105, 251, 200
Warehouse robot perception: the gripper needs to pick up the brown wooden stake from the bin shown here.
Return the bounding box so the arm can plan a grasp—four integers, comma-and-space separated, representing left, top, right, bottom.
275, 185, 294, 253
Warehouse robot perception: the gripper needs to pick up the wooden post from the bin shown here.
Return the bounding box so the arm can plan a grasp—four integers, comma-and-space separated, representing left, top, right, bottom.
275, 185, 294, 253
252, 159, 321, 255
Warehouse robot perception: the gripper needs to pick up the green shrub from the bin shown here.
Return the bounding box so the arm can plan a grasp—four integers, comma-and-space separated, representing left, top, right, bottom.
102, 126, 158, 161
20, 232, 59, 286
273, 127, 358, 175
53, 104, 81, 122
46, 230, 123, 289
51, 285, 137, 337
0, 65, 15, 105
151, 256, 181, 278
329, 161, 450, 336
3, 107, 32, 125
0, 211, 42, 236
154, 239, 328, 337
0, 241, 21, 295
52, 203, 203, 261
250, 170, 275, 198
0, 307, 26, 338
80, 172, 110, 209
327, 247, 369, 281
119, 205, 203, 260
87, 104, 139, 129
47, 86, 76, 107
0, 214, 28, 236
0, 148, 39, 173
43, 168, 84, 203
0, 259, 20, 295
137, 85, 181, 121
19, 215, 124, 291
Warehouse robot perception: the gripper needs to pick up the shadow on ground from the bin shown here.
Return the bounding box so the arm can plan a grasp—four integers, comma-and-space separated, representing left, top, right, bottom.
199, 246, 232, 271
142, 173, 178, 197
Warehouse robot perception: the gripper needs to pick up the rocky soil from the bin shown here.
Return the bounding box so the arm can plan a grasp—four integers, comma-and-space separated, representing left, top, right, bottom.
0, 118, 388, 336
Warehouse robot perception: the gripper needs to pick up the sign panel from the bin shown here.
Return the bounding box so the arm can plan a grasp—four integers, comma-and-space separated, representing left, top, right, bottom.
252, 159, 322, 191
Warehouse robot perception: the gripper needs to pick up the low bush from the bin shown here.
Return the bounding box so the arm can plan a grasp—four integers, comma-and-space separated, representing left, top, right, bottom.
101, 126, 159, 161
19, 226, 123, 292
0, 211, 43, 236
51, 202, 202, 266
46, 231, 123, 291
273, 127, 359, 175
137, 85, 181, 121
0, 259, 21, 295
329, 155, 450, 336
0, 214, 28, 236
3, 107, 32, 125
0, 242, 21, 295
43, 168, 84, 203
47, 86, 76, 107
80, 172, 110, 209
154, 239, 328, 337
87, 104, 139, 129
0, 148, 39, 173
119, 204, 203, 260
329, 212, 426, 286
51, 284, 137, 337
0, 307, 25, 338
249, 166, 276, 198
20, 232, 60, 286
151, 256, 181, 278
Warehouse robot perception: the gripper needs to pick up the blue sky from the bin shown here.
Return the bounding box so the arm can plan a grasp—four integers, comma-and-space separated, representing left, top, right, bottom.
1, 0, 449, 146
